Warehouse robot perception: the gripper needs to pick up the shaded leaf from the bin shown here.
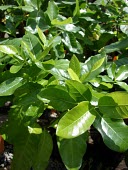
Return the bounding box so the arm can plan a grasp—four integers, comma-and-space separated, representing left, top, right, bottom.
38, 86, 76, 111
33, 129, 53, 170
58, 133, 88, 170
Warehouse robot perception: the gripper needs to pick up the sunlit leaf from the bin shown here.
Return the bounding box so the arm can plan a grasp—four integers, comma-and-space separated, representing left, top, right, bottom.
98, 92, 128, 118
56, 101, 96, 138
94, 113, 128, 152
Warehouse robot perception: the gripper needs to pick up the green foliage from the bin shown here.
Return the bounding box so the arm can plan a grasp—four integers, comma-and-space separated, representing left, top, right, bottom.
0, 0, 128, 169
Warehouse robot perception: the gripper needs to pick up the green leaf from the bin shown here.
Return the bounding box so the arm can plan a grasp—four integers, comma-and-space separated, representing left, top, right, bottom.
33, 129, 53, 170
0, 5, 15, 11
46, 0, 59, 21
0, 45, 18, 55
24, 0, 42, 10
69, 55, 80, 77
102, 37, 128, 53
98, 92, 128, 118
0, 77, 25, 96
51, 17, 73, 25
58, 133, 88, 170
26, 10, 50, 34
62, 32, 83, 54
73, 0, 80, 16
115, 65, 128, 81
80, 53, 106, 82
38, 86, 76, 111
107, 63, 117, 80
116, 82, 128, 91
68, 68, 81, 82
10, 64, 24, 74
56, 101, 96, 138
66, 80, 92, 102
22, 33, 42, 57
37, 26, 47, 48
94, 113, 128, 152
120, 25, 128, 35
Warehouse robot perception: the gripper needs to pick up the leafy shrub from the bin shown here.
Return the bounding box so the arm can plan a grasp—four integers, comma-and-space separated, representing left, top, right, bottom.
0, 0, 128, 169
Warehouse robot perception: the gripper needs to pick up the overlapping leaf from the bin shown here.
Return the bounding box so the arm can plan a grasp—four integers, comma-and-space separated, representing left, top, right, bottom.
98, 92, 128, 118
94, 113, 128, 152
58, 132, 88, 170
56, 101, 96, 138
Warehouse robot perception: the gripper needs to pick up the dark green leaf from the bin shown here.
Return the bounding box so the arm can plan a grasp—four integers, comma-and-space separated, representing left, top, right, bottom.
58, 133, 88, 169
38, 86, 76, 111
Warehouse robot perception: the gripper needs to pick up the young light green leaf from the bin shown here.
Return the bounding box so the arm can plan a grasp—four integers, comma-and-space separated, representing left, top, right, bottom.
51, 17, 73, 25
56, 101, 96, 138
0, 77, 25, 96
10, 64, 24, 74
94, 113, 128, 152
58, 133, 88, 170
68, 68, 81, 82
98, 92, 128, 118
37, 26, 47, 48
73, 0, 80, 16
69, 55, 80, 77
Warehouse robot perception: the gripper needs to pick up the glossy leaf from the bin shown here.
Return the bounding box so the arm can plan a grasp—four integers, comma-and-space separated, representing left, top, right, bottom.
116, 82, 128, 91
46, 0, 59, 21
0, 77, 24, 96
38, 86, 76, 111
102, 37, 128, 53
22, 33, 42, 57
94, 113, 128, 152
69, 55, 80, 77
62, 32, 83, 54
98, 92, 128, 118
66, 80, 92, 102
58, 133, 88, 170
56, 101, 96, 138
26, 10, 50, 34
68, 68, 81, 82
80, 53, 106, 82
115, 65, 128, 81
0, 45, 18, 55
37, 26, 47, 48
